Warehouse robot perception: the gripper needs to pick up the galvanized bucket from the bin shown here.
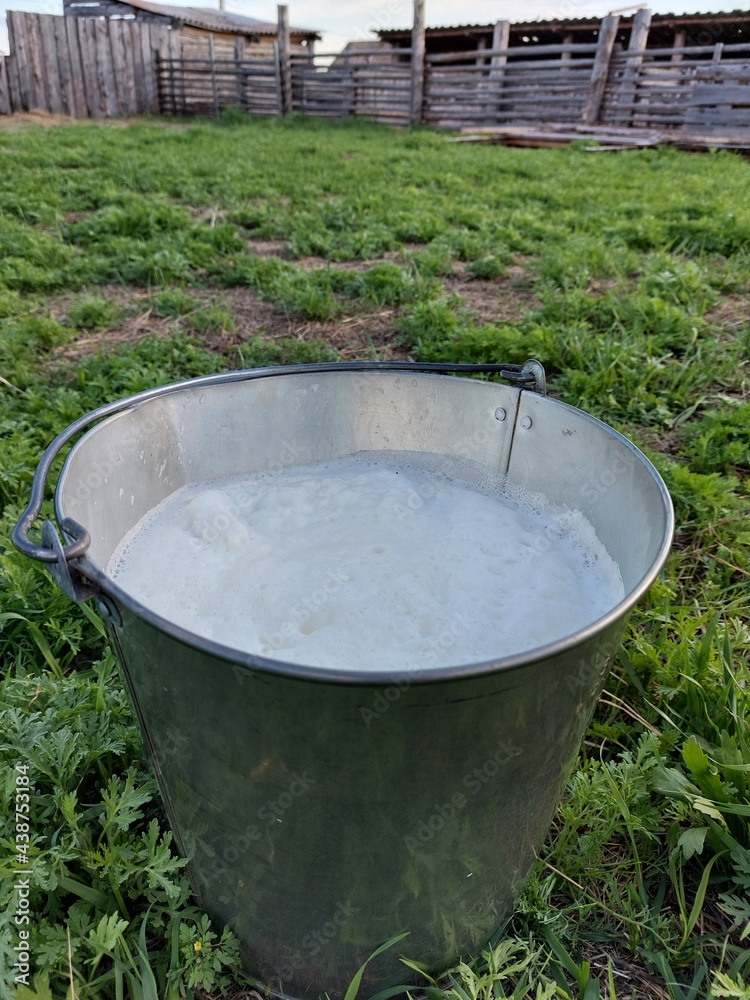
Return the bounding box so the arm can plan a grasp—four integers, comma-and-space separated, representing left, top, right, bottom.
14, 361, 673, 999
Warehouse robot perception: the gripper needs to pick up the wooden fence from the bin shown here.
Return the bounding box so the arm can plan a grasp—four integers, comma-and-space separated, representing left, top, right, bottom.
157, 50, 280, 118
2, 5, 750, 144
0, 10, 178, 117
155, 44, 413, 124
601, 44, 750, 140
423, 43, 601, 128
290, 48, 412, 125
420, 24, 750, 141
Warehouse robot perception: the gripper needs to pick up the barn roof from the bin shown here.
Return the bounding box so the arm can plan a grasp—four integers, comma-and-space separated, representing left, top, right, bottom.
120, 0, 320, 37
377, 9, 750, 38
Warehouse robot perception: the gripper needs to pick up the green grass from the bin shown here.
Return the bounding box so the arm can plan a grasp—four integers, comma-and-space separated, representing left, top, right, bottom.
0, 115, 749, 1000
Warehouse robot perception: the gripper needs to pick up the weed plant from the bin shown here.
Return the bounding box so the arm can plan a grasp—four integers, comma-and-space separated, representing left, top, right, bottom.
0, 117, 748, 1000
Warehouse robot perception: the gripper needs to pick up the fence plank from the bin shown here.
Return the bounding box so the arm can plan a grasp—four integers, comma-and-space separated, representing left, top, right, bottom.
6, 13, 28, 112
6, 55, 21, 113
614, 7, 651, 124
127, 21, 144, 113
26, 14, 48, 112
140, 22, 158, 113
137, 21, 152, 113
119, 21, 138, 115
0, 58, 10, 114
77, 18, 103, 117
428, 42, 599, 63
108, 19, 129, 115
15, 13, 35, 111
425, 57, 596, 75
169, 27, 183, 114
65, 16, 87, 118
53, 14, 76, 116
95, 18, 118, 116
38, 14, 63, 113
158, 24, 176, 114
582, 15, 620, 124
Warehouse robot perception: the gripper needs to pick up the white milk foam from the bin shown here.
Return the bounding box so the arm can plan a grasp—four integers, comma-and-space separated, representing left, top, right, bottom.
108, 453, 624, 670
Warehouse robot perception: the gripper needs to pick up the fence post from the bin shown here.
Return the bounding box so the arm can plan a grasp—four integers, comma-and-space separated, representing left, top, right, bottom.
489, 20, 510, 120
671, 27, 686, 63
344, 51, 354, 116
168, 52, 178, 115
234, 36, 244, 110
616, 7, 651, 124
410, 0, 425, 126
582, 14, 620, 124
208, 33, 219, 116
277, 4, 292, 115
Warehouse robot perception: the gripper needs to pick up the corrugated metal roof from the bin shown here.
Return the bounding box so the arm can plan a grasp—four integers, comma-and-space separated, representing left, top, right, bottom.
122, 0, 319, 37
378, 9, 750, 36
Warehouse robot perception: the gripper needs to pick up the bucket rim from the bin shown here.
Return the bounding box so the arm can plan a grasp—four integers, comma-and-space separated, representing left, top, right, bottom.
56, 365, 675, 687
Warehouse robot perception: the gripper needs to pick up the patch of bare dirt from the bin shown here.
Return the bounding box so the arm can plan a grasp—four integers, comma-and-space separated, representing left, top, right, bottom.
587, 276, 621, 295
0, 112, 78, 132
206, 287, 406, 360
53, 310, 171, 363
637, 428, 683, 457
293, 255, 374, 273
48, 284, 150, 330
46, 255, 543, 366
706, 293, 750, 331
0, 113, 190, 132
447, 265, 540, 325
247, 239, 288, 257
50, 283, 408, 364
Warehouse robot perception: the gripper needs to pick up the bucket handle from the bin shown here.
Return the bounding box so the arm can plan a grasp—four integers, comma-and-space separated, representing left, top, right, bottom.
11, 405, 110, 601
12, 358, 546, 603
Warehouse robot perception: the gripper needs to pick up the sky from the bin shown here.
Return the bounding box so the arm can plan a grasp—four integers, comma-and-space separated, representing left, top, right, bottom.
0, 0, 739, 56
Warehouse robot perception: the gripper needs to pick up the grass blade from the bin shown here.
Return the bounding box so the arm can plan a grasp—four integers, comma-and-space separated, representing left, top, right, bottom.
343, 933, 410, 1000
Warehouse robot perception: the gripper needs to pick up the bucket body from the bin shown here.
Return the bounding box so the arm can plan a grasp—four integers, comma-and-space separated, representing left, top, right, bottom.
47, 368, 671, 998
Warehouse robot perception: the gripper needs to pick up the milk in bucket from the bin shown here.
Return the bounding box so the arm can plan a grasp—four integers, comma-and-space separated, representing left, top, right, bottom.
109, 452, 624, 669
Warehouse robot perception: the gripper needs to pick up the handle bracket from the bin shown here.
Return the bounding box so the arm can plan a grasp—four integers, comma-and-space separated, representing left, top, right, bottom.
40, 520, 98, 603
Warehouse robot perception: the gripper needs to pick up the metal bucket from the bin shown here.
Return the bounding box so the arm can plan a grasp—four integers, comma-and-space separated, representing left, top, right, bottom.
14, 361, 673, 999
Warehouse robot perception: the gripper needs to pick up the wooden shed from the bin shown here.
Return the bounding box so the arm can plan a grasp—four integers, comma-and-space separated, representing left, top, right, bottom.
62, 0, 319, 59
